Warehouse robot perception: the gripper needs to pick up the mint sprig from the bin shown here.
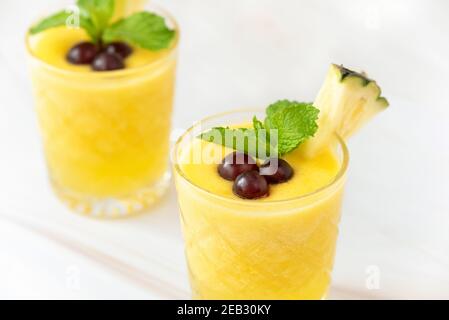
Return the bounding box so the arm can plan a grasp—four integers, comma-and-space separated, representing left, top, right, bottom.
29, 0, 175, 51
264, 100, 319, 155
199, 100, 319, 158
30, 11, 79, 35
103, 12, 176, 50
200, 127, 276, 159
78, 0, 114, 33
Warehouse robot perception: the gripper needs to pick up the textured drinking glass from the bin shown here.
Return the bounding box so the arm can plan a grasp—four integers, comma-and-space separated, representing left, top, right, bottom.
26, 5, 178, 218
173, 110, 349, 299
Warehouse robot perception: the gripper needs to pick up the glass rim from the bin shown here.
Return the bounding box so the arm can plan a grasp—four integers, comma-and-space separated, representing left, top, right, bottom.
173, 108, 350, 205
25, 3, 179, 79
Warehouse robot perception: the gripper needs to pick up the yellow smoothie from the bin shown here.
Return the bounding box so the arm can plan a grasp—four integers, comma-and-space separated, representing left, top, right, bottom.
27, 21, 178, 216
174, 113, 348, 299
179, 138, 340, 201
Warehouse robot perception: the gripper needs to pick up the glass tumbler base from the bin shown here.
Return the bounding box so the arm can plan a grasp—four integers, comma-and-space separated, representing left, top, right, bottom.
50, 171, 171, 218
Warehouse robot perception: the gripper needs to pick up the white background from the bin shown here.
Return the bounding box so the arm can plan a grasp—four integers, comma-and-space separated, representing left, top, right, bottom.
0, 0, 448, 299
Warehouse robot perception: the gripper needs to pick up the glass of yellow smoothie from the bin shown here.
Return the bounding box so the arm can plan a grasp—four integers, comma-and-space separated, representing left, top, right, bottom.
173, 65, 388, 299
26, 1, 178, 217
174, 110, 348, 299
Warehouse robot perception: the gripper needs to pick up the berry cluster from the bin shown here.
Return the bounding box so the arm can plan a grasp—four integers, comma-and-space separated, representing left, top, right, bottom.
66, 41, 133, 71
218, 152, 294, 199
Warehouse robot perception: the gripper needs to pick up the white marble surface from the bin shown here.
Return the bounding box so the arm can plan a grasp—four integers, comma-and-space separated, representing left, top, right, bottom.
0, 0, 449, 299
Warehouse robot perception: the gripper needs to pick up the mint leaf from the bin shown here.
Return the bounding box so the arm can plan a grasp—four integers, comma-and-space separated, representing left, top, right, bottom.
30, 11, 72, 35
30, 9, 99, 42
103, 12, 175, 50
266, 99, 295, 118
198, 100, 319, 158
253, 116, 264, 131
264, 100, 319, 155
199, 127, 274, 159
77, 0, 114, 34
79, 16, 99, 42
30, 9, 99, 43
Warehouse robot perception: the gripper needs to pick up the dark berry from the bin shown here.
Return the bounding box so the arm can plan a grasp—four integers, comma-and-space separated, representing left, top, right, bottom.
233, 171, 269, 199
66, 42, 99, 65
259, 158, 294, 184
218, 152, 259, 181
91, 52, 125, 71
105, 42, 133, 59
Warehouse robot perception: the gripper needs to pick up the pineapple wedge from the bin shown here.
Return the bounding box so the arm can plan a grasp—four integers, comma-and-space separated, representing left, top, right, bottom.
302, 64, 389, 156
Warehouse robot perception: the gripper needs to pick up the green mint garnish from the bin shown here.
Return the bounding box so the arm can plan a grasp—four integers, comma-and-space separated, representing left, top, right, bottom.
103, 12, 176, 50
199, 100, 319, 158
29, 0, 175, 50
264, 100, 319, 155
200, 127, 276, 160
78, 0, 115, 34
252, 116, 264, 131
30, 11, 81, 35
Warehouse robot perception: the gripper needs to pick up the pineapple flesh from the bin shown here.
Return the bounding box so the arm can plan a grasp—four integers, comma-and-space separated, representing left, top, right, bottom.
302, 64, 389, 156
